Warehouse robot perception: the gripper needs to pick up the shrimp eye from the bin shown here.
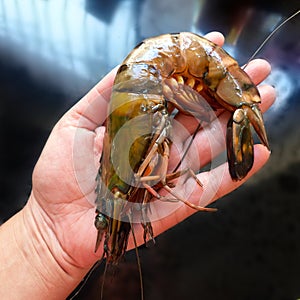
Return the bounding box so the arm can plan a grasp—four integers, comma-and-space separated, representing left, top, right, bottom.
95, 213, 108, 231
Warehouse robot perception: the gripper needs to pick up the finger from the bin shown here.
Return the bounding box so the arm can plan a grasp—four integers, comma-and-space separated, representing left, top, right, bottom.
204, 31, 225, 46
243, 59, 271, 85
257, 84, 276, 112
151, 144, 270, 239
199, 144, 270, 206
62, 67, 118, 130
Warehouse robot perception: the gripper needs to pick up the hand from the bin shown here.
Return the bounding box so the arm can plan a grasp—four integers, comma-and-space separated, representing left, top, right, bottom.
0, 31, 275, 299
30, 30, 275, 277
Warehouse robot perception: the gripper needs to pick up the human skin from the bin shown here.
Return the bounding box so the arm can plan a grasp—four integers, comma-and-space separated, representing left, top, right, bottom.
0, 32, 276, 299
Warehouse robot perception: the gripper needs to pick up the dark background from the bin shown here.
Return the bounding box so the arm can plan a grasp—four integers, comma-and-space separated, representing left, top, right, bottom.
1, 1, 299, 299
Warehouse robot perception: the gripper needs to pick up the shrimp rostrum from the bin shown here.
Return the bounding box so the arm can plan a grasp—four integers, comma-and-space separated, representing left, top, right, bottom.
94, 32, 269, 264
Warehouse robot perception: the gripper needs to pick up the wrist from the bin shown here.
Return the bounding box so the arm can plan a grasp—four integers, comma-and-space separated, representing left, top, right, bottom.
0, 195, 88, 299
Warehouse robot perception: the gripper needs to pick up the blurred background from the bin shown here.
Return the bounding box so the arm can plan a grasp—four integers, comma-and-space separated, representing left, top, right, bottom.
0, 0, 299, 299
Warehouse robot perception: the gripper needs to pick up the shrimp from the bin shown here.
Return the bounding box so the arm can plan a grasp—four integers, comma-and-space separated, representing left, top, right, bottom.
94, 32, 269, 266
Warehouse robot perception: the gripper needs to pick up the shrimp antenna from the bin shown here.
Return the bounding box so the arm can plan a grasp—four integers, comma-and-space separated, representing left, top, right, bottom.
68, 258, 103, 299
100, 260, 109, 300
244, 9, 300, 68
129, 214, 145, 300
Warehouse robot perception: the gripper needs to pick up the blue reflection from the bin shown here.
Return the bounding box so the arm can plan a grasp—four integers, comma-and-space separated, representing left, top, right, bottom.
0, 0, 138, 95
264, 67, 295, 118
138, 0, 203, 37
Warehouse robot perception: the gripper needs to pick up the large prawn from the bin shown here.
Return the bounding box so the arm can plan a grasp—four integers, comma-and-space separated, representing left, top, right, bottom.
94, 31, 270, 267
